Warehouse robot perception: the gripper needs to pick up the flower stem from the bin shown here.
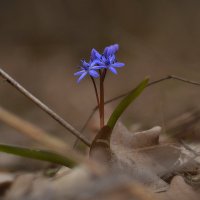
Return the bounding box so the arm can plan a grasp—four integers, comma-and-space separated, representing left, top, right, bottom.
102, 69, 107, 82
100, 76, 104, 128
90, 77, 100, 110
99, 69, 107, 129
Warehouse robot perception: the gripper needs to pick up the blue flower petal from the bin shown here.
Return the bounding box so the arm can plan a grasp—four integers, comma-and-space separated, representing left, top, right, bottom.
101, 56, 107, 63
74, 70, 85, 76
91, 49, 101, 60
109, 67, 118, 74
89, 70, 99, 78
103, 47, 109, 57
109, 55, 116, 63
90, 59, 100, 67
92, 65, 106, 70
95, 60, 104, 65
112, 62, 125, 68
77, 72, 87, 83
103, 44, 119, 57
110, 44, 119, 53
81, 60, 89, 68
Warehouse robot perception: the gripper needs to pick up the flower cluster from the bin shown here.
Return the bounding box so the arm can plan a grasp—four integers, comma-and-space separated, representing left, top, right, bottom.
74, 44, 125, 83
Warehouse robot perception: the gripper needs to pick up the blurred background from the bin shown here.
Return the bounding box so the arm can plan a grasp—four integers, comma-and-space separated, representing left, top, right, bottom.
0, 0, 200, 152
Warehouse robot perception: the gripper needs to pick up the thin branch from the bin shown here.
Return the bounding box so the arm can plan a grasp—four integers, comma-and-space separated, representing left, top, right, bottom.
81, 75, 200, 133
169, 75, 200, 86
0, 68, 91, 147
104, 75, 200, 107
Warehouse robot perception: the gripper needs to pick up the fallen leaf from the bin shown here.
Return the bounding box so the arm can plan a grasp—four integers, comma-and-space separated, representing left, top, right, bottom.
157, 175, 200, 200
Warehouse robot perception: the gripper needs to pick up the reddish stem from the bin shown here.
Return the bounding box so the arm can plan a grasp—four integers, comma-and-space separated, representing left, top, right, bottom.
90, 77, 100, 109
99, 69, 107, 129
100, 76, 104, 128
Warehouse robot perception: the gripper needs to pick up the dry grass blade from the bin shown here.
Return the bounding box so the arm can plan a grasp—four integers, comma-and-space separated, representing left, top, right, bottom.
0, 107, 84, 162
0, 106, 68, 153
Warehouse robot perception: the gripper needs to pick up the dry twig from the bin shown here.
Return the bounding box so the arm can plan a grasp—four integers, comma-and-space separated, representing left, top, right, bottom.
80, 75, 200, 133
0, 68, 91, 146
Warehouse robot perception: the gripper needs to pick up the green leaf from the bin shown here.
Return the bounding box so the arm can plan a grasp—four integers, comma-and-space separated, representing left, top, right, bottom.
107, 78, 149, 129
0, 144, 77, 168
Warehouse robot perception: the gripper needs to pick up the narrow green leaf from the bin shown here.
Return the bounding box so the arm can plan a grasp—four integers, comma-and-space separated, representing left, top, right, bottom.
0, 144, 77, 168
107, 78, 149, 129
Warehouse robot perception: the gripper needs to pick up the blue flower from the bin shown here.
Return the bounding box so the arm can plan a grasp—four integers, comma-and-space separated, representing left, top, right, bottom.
91, 44, 125, 74
74, 59, 105, 83
102, 54, 124, 74
103, 44, 119, 58
74, 44, 125, 83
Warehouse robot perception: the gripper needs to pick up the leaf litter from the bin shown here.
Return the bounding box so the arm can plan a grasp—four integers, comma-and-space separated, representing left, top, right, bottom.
1, 112, 200, 199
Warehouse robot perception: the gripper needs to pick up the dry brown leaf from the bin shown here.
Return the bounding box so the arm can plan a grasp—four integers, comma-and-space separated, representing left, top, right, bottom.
109, 123, 200, 191
0, 172, 15, 196
157, 175, 200, 200
5, 173, 35, 200
111, 122, 161, 149
4, 122, 200, 199
5, 166, 162, 200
